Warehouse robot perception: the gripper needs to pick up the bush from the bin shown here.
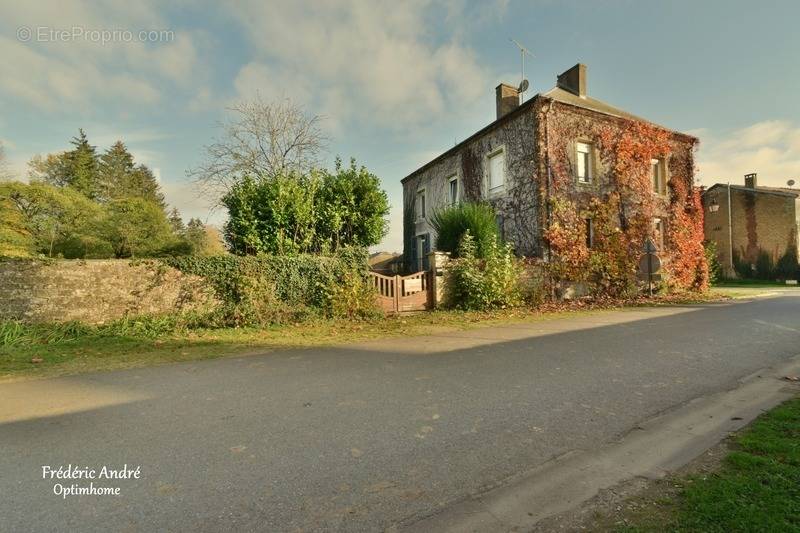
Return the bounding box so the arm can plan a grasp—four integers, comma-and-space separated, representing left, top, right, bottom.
443, 231, 522, 310
704, 240, 722, 284
163, 247, 377, 326
430, 202, 499, 259
775, 246, 798, 280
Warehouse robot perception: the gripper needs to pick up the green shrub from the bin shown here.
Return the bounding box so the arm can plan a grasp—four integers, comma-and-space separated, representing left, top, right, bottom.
775, 246, 798, 280
430, 202, 499, 259
703, 240, 722, 284
444, 231, 522, 310
163, 247, 376, 326
755, 250, 774, 280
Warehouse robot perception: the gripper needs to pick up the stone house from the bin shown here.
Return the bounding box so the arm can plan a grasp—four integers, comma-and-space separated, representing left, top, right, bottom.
402, 63, 698, 271
702, 173, 799, 278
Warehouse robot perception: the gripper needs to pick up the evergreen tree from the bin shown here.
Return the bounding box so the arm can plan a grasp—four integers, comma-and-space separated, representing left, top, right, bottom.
168, 207, 185, 234
66, 129, 100, 199
98, 141, 165, 208
98, 141, 135, 201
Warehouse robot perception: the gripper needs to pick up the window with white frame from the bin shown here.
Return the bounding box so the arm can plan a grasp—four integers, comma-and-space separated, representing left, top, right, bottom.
448, 175, 459, 205
416, 189, 426, 220
576, 142, 592, 183
651, 158, 666, 194
488, 150, 505, 192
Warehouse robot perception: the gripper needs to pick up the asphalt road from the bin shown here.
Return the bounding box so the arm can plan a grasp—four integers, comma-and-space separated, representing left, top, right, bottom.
2, 295, 799, 532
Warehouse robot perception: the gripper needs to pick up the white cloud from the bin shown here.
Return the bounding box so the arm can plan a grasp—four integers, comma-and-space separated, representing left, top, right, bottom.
0, 1, 204, 111
226, 1, 490, 129
695, 120, 800, 188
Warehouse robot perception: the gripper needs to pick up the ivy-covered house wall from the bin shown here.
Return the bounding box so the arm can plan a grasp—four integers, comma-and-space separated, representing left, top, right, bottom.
401, 63, 707, 292
402, 99, 540, 269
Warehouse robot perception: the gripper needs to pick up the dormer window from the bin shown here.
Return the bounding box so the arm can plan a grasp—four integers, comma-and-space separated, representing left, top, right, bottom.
576, 142, 592, 183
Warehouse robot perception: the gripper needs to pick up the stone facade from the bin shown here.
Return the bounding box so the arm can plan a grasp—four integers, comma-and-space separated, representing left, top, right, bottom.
402, 63, 697, 271
703, 182, 799, 278
0, 259, 218, 324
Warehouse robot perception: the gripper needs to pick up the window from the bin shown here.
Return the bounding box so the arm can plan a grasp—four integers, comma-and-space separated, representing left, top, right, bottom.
651, 159, 666, 195
488, 150, 505, 192
448, 176, 459, 205
585, 218, 594, 248
576, 142, 592, 183
653, 218, 664, 250
416, 189, 426, 220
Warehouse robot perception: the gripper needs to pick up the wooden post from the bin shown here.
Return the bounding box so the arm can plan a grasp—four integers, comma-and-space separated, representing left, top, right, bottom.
393, 275, 401, 313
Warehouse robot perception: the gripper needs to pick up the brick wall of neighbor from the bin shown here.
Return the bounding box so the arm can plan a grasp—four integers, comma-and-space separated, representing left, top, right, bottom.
704, 187, 798, 277
0, 259, 218, 324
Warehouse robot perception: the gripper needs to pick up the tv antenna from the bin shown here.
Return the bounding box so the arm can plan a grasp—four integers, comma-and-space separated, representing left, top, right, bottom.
509, 38, 533, 101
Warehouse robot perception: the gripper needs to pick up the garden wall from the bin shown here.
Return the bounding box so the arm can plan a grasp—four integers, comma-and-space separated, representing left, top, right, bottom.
0, 259, 217, 324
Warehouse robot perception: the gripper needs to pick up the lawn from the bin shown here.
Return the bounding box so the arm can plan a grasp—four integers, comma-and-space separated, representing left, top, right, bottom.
595, 397, 800, 532
0, 290, 746, 382
0, 305, 608, 381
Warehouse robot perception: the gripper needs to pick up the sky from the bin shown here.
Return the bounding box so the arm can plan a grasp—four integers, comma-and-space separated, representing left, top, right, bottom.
1, 0, 799, 253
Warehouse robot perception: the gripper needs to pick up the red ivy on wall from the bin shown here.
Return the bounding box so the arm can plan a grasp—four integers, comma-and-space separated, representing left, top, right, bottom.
541, 103, 707, 295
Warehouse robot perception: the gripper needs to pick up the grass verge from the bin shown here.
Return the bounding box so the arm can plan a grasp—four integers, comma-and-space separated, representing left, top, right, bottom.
0, 292, 724, 381
586, 396, 800, 532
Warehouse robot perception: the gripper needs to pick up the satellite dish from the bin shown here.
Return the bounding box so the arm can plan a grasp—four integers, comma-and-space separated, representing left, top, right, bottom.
788, 179, 796, 187
518, 79, 529, 93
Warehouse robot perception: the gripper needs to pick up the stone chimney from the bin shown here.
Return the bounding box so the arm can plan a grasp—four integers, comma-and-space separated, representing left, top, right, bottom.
745, 173, 758, 188
557, 63, 587, 98
495, 83, 519, 119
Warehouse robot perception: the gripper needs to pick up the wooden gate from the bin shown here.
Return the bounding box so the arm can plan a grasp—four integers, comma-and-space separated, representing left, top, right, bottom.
369, 271, 432, 313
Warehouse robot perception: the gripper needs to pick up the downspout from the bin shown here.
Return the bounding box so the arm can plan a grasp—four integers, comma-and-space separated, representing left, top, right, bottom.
542, 98, 555, 262
727, 182, 734, 274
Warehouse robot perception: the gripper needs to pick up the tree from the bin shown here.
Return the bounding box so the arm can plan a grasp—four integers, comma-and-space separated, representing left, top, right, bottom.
65, 129, 101, 199
1, 181, 105, 258
98, 141, 166, 207
222, 160, 389, 256
168, 207, 185, 234
185, 218, 226, 256
188, 97, 327, 202
317, 158, 390, 250
223, 172, 320, 255
99, 197, 175, 258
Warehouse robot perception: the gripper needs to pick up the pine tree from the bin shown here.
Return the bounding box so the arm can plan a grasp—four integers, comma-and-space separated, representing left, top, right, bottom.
168, 207, 185, 234
66, 129, 100, 199
97, 140, 166, 208
98, 141, 135, 201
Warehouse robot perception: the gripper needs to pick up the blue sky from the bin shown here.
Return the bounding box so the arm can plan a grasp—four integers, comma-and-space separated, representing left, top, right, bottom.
2, 0, 799, 252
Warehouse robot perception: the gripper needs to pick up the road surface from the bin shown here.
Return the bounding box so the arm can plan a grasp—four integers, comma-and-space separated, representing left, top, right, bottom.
1, 294, 799, 532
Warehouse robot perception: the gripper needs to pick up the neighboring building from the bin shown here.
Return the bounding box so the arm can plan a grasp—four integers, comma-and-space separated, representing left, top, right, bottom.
702, 173, 799, 278
402, 63, 698, 271
368, 251, 401, 274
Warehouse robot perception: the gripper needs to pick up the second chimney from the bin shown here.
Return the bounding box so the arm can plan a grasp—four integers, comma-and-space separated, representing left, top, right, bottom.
495, 83, 519, 119
557, 63, 587, 98
745, 173, 758, 188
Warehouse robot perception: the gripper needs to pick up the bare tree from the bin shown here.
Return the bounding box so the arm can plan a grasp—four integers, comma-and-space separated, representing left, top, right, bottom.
188, 96, 327, 203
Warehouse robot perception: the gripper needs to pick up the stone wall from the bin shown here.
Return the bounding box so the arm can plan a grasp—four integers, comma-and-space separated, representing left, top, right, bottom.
0, 259, 218, 324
